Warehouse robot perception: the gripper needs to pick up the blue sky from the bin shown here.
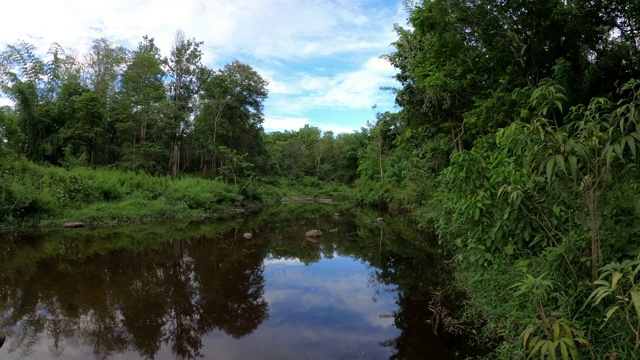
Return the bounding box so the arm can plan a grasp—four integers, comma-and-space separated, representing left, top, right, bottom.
0, 0, 405, 134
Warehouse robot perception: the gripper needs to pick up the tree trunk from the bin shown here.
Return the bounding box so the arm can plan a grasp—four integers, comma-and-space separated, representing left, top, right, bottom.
170, 140, 180, 178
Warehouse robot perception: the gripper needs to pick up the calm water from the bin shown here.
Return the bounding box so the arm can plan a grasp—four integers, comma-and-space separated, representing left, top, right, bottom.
0, 205, 469, 359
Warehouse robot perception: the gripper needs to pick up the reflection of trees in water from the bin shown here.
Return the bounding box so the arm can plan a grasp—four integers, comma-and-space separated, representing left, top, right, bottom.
337, 215, 466, 359
255, 207, 464, 358
0, 231, 269, 359
1, 207, 464, 359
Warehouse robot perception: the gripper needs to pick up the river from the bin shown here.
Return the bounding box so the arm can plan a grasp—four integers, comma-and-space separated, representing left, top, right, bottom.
0, 204, 472, 359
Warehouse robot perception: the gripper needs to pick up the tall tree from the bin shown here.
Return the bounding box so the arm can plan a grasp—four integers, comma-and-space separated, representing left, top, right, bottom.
165, 30, 204, 178
0, 42, 58, 162
83, 38, 128, 165
115, 36, 168, 173
0, 106, 23, 154
194, 60, 268, 177
57, 81, 103, 165
83, 38, 127, 108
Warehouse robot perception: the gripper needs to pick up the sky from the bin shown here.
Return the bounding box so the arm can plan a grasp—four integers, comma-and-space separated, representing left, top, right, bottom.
0, 0, 407, 134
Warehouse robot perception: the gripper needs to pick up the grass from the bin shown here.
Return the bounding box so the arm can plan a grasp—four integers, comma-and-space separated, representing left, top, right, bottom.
0, 157, 243, 228
250, 176, 355, 205
0, 156, 356, 229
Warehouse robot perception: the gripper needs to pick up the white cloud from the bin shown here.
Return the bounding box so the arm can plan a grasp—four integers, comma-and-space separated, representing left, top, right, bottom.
0, 97, 13, 107
190, 0, 400, 60
0, 0, 405, 132
0, 0, 401, 61
263, 117, 309, 132
314, 56, 397, 109
266, 56, 398, 115
264, 260, 397, 329
323, 124, 360, 134
263, 257, 305, 267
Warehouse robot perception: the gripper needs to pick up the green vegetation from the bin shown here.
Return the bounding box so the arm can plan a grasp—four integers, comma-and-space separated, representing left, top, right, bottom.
0, 33, 358, 228
363, 1, 640, 359
2, 1, 640, 358
0, 153, 241, 227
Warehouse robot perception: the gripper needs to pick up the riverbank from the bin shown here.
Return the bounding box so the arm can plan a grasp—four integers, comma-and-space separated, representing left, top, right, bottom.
0, 156, 354, 230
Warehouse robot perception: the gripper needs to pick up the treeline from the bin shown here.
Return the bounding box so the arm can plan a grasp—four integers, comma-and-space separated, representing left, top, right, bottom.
0, 31, 378, 226
365, 0, 640, 359
0, 31, 268, 178
0, 31, 381, 186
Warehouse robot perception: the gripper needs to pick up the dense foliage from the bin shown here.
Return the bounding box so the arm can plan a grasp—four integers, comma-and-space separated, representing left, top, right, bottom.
368, 0, 640, 358
0, 32, 362, 225
2, 1, 640, 357
0, 33, 269, 176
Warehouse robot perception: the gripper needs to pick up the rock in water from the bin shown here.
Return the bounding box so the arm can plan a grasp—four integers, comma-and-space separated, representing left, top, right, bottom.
243, 232, 253, 239
0, 329, 5, 349
305, 229, 323, 237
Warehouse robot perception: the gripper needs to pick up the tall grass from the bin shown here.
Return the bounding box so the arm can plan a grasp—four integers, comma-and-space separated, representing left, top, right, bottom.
0, 156, 356, 228
0, 155, 242, 227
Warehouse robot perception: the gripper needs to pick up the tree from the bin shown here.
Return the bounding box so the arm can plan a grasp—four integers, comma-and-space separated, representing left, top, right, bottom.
0, 106, 23, 154
194, 60, 268, 177
83, 38, 127, 108
165, 30, 204, 178
56, 77, 104, 165
82, 38, 128, 165
115, 36, 168, 173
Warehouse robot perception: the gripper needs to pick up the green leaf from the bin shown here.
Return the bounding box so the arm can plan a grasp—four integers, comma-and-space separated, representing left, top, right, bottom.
593, 288, 613, 304
574, 338, 592, 357
568, 155, 577, 180
546, 157, 555, 185
505, 245, 515, 255
522, 325, 535, 347
523, 225, 531, 241
614, 143, 623, 160
630, 289, 640, 320
585, 283, 612, 306
611, 271, 623, 289
601, 305, 620, 329
531, 340, 545, 358
549, 340, 557, 360
561, 337, 579, 360
554, 154, 566, 174
559, 340, 569, 360
627, 136, 636, 159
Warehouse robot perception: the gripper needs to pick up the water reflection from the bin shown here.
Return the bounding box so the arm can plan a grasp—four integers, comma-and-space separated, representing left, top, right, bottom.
0, 233, 269, 359
0, 205, 464, 359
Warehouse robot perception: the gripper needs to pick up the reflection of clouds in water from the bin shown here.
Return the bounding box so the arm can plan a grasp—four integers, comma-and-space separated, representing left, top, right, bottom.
200, 322, 393, 360
0, 339, 93, 360
195, 255, 400, 359
264, 256, 397, 329
0, 256, 397, 360
262, 257, 305, 267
